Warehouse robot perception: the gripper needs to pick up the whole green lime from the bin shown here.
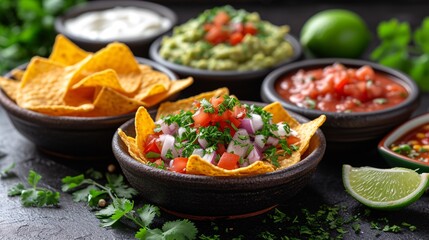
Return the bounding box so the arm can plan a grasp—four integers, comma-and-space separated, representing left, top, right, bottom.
300, 9, 371, 58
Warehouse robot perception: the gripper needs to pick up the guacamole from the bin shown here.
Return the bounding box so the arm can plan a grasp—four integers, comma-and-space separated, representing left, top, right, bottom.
159, 6, 294, 71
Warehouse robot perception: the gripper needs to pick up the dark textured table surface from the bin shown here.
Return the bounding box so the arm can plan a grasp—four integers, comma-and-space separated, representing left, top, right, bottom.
1, 2, 429, 240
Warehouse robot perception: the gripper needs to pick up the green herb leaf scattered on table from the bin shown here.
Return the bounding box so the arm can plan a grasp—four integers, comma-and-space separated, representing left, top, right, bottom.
61, 171, 198, 240
0, 162, 15, 177
8, 170, 60, 207
371, 17, 429, 91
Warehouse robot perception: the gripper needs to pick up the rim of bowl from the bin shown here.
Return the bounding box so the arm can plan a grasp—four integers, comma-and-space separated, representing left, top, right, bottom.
261, 58, 420, 119
54, 0, 178, 44
149, 34, 302, 80
0, 57, 177, 129
378, 112, 429, 168
112, 104, 326, 189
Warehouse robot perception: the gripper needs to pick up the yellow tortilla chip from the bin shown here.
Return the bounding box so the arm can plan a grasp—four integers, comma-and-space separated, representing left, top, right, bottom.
27, 104, 94, 116
49, 34, 90, 66
295, 115, 326, 154
90, 87, 144, 116
17, 57, 68, 108
10, 68, 25, 81
263, 102, 300, 128
186, 155, 275, 176
141, 77, 194, 108
71, 69, 126, 93
0, 77, 19, 101
131, 70, 171, 101
118, 129, 146, 163
135, 106, 156, 160
156, 87, 227, 120
67, 42, 142, 93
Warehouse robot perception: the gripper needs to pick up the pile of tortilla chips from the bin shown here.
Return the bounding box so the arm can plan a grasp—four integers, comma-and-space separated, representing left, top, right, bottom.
0, 34, 193, 117
118, 88, 326, 177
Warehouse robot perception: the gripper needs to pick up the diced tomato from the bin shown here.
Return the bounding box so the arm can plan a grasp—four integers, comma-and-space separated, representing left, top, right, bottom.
193, 109, 211, 127
287, 136, 300, 145
144, 134, 161, 154
217, 152, 239, 170
213, 11, 230, 26
334, 72, 350, 94
216, 143, 226, 155
243, 22, 257, 35
210, 96, 224, 108
229, 32, 244, 45
205, 26, 229, 45
169, 157, 188, 173
232, 105, 247, 119
219, 121, 236, 137
203, 23, 213, 31
355, 65, 375, 81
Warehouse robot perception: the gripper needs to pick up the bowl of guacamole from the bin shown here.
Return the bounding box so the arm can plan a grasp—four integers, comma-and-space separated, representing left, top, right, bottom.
149, 5, 302, 100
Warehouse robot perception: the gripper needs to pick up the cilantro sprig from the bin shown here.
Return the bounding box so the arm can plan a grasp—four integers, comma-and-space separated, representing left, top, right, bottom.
61, 171, 197, 240
371, 17, 429, 91
8, 170, 60, 207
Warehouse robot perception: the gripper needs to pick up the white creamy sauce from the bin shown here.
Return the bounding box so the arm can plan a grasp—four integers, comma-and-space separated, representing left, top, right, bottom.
64, 7, 171, 41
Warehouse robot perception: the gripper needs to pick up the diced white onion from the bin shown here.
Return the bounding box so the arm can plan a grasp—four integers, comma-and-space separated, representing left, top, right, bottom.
254, 134, 266, 149
160, 135, 177, 160
227, 129, 250, 158
250, 114, 263, 132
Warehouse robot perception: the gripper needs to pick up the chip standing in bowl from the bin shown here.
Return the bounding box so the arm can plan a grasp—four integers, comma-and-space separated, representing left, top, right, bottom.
64, 6, 172, 41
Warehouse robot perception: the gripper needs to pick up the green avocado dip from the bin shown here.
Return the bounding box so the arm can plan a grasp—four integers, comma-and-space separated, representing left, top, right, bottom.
159, 5, 294, 71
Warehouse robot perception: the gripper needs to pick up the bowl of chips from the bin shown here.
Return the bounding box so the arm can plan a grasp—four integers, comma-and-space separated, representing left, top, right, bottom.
55, 0, 177, 57
0, 35, 193, 159
112, 88, 326, 218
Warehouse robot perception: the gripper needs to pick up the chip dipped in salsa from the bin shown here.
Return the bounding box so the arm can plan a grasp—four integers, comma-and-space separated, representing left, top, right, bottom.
275, 63, 408, 113
118, 88, 326, 176
389, 123, 429, 164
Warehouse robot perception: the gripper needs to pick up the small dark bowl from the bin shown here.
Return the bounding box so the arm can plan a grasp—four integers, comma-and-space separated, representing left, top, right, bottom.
378, 112, 429, 173
261, 58, 420, 143
0, 58, 177, 160
149, 34, 302, 100
112, 103, 326, 218
55, 1, 177, 57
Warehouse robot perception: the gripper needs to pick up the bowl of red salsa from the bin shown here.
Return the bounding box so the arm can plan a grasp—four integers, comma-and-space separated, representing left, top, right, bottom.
378, 113, 429, 173
261, 58, 420, 142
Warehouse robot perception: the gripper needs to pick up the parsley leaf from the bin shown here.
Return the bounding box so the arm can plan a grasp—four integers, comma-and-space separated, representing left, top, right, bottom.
8, 170, 60, 207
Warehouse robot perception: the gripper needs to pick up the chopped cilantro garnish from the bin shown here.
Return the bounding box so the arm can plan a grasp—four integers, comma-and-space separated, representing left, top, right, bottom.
201, 99, 215, 113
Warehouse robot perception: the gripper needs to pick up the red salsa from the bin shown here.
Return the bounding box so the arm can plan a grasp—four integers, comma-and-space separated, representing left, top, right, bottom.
389, 124, 429, 164
275, 63, 408, 112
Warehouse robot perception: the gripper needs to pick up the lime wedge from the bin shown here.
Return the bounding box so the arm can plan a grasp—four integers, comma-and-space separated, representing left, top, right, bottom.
342, 164, 429, 210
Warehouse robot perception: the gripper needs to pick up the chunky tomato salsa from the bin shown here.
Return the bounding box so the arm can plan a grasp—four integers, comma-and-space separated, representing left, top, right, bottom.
390, 123, 429, 164
275, 63, 408, 112
143, 95, 300, 173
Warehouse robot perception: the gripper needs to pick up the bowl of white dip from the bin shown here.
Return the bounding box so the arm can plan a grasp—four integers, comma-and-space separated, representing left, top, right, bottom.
55, 0, 177, 57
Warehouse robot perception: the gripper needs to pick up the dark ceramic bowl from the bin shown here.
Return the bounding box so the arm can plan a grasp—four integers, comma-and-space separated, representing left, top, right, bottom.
149, 34, 302, 100
55, 0, 177, 57
378, 112, 429, 173
112, 103, 326, 218
0, 58, 177, 160
261, 58, 420, 143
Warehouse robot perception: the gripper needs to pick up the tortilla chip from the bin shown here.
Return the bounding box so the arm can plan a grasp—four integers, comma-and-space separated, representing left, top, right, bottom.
141, 77, 194, 108
186, 155, 275, 176
16, 57, 68, 108
27, 104, 94, 116
10, 68, 25, 81
0, 77, 19, 101
135, 106, 156, 160
67, 42, 142, 93
49, 34, 90, 66
156, 87, 227, 120
295, 115, 326, 154
118, 129, 146, 163
71, 69, 126, 93
131, 70, 171, 101
263, 102, 300, 128
91, 87, 144, 116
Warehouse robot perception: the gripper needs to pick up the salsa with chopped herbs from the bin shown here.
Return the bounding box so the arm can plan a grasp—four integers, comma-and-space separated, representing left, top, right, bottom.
275, 63, 408, 112
389, 123, 429, 164
143, 95, 300, 173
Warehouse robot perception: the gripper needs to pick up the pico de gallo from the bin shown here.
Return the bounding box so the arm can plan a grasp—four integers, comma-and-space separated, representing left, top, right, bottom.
143, 95, 300, 173
389, 123, 429, 164
275, 63, 408, 112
